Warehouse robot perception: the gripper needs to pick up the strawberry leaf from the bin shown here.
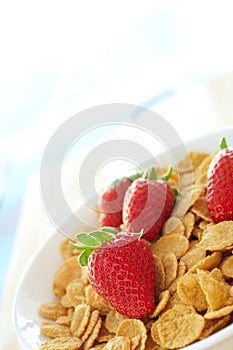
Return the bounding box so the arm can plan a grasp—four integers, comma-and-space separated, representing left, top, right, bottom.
100, 226, 119, 234
162, 165, 173, 182
69, 242, 95, 250
220, 137, 228, 150
145, 167, 158, 180
78, 249, 92, 267
125, 171, 144, 181
171, 187, 180, 197
76, 233, 100, 247
89, 230, 114, 243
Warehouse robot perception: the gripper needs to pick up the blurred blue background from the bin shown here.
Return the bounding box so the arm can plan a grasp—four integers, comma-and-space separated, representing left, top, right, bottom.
1, 0, 233, 305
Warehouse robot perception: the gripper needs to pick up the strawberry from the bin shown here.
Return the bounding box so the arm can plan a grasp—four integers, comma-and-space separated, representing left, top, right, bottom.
207, 137, 233, 222
99, 211, 123, 228
71, 227, 156, 319
99, 172, 143, 228
99, 178, 131, 228
123, 167, 175, 242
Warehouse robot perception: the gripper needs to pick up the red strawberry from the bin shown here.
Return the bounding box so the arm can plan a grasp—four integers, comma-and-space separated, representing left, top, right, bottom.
207, 137, 233, 222
100, 178, 131, 213
99, 173, 143, 228
71, 227, 156, 319
99, 178, 132, 228
123, 168, 175, 242
99, 211, 123, 228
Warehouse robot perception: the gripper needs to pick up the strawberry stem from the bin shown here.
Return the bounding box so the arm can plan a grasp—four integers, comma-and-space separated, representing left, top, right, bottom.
220, 137, 228, 150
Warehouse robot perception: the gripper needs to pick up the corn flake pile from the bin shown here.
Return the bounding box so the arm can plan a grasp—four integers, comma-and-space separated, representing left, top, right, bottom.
39, 151, 233, 350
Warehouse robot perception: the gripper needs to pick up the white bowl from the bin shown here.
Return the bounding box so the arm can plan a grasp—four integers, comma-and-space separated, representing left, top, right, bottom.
13, 127, 233, 350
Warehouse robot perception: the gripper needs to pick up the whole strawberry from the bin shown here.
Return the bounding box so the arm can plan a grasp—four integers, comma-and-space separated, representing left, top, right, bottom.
207, 137, 233, 222
123, 167, 176, 242
71, 227, 156, 319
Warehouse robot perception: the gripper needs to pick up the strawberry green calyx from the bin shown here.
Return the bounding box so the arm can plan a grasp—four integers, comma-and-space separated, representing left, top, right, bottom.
103, 166, 173, 192
105, 171, 144, 191
124, 170, 144, 182
96, 226, 119, 235
162, 165, 173, 182
70, 227, 145, 267
145, 165, 173, 182
144, 167, 158, 180
162, 166, 180, 197
109, 165, 173, 184
70, 226, 119, 267
146, 165, 178, 197
171, 187, 179, 197
219, 137, 228, 150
